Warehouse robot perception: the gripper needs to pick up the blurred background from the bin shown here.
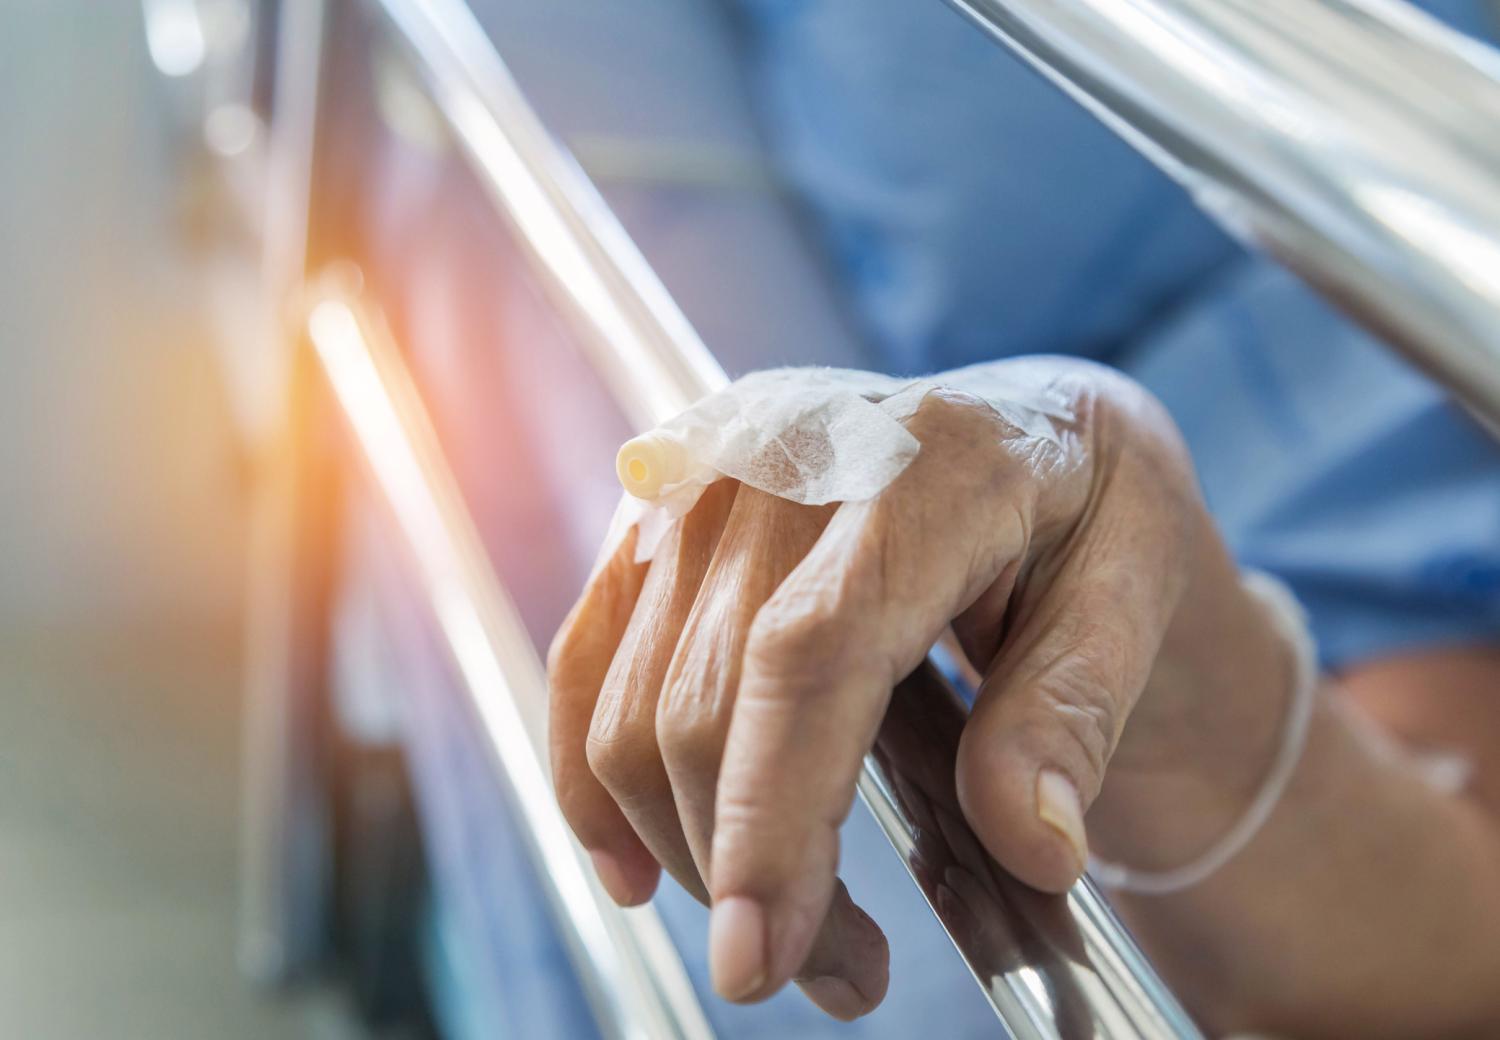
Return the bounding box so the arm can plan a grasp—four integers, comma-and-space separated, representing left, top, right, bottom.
6, 0, 1498, 1037
0, 3, 347, 1035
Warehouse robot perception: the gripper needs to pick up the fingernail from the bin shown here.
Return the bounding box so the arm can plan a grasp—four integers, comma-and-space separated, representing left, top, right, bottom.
1036, 770, 1088, 876
709, 896, 767, 1000
799, 976, 870, 1021
590, 850, 646, 907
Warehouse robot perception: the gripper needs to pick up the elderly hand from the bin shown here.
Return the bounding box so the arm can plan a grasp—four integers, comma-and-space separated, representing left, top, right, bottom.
547, 357, 1269, 1019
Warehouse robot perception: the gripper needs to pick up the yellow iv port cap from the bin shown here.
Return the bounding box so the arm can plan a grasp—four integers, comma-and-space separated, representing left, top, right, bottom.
616, 431, 688, 500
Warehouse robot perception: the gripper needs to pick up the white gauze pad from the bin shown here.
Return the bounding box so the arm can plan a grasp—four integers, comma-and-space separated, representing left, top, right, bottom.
611, 365, 1074, 562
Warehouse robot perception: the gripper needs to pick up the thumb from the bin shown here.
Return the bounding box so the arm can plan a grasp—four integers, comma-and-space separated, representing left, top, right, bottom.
955, 524, 1183, 894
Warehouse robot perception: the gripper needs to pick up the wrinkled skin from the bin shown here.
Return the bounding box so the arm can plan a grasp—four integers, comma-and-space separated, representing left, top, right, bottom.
548, 357, 1228, 1019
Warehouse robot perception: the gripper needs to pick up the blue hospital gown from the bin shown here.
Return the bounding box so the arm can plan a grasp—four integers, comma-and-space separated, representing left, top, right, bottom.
731, 0, 1500, 667
367, 0, 1500, 1035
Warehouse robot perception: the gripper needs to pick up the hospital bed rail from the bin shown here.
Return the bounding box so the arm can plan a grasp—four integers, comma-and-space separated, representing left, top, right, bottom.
306, 283, 718, 1040
944, 0, 1500, 430
244, 0, 1500, 1036
369, 0, 1208, 1034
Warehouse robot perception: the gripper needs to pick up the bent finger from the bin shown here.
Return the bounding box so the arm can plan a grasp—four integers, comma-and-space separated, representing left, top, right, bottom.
548, 521, 657, 904
587, 479, 739, 902
656, 489, 889, 1018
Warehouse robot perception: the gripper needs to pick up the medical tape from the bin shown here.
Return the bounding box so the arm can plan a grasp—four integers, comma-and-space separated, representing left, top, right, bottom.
608, 365, 1075, 563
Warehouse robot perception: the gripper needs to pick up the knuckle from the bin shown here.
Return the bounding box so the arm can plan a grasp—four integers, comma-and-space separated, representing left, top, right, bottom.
585, 710, 660, 796
553, 769, 600, 837
745, 570, 900, 699
710, 789, 776, 846
545, 621, 578, 688
711, 790, 841, 894
1038, 674, 1119, 789
745, 605, 847, 689
914, 386, 986, 424
545, 637, 562, 681
654, 702, 722, 780
906, 387, 1004, 440
902, 391, 992, 457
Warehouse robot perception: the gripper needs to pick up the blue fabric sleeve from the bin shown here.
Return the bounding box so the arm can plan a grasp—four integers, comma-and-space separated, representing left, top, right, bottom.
1125, 259, 1500, 668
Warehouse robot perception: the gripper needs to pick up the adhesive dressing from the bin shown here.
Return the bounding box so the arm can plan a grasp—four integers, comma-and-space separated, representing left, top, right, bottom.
609, 365, 1075, 562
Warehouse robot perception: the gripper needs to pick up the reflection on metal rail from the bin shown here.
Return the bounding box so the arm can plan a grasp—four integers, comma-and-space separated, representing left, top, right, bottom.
369, 0, 1201, 1035
307, 287, 714, 1040
945, 0, 1500, 428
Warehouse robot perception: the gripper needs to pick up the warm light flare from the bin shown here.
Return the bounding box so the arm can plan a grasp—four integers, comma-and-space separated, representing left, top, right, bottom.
306, 298, 467, 641
305, 293, 604, 937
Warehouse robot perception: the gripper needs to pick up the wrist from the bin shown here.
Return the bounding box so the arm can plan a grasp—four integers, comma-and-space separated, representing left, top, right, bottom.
1088, 511, 1299, 870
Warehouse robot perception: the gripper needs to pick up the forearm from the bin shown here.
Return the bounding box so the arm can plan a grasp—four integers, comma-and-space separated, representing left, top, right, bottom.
1092, 514, 1500, 1037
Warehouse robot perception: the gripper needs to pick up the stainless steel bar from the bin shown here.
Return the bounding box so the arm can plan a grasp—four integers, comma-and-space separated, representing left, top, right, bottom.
943, 0, 1500, 427
237, 0, 330, 984
306, 285, 715, 1040
368, 0, 1200, 1035
868, 665, 1200, 1038
371, 0, 726, 429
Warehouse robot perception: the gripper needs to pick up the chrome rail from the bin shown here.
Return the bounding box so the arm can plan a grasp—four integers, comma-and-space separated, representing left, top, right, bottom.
238, 0, 330, 983
944, 0, 1500, 428
306, 285, 714, 1040
368, 0, 1201, 1036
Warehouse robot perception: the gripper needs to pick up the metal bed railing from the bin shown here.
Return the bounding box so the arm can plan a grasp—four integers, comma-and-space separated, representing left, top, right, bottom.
358, 0, 1202, 1034
238, 0, 331, 984
306, 282, 715, 1040
944, 0, 1500, 429
245, 0, 1500, 1036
